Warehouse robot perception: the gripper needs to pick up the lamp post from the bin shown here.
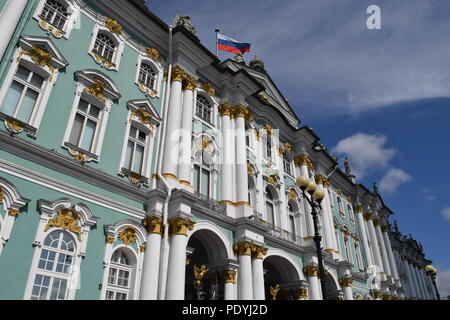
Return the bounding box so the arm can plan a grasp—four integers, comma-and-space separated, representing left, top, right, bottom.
425, 265, 440, 300
296, 176, 327, 300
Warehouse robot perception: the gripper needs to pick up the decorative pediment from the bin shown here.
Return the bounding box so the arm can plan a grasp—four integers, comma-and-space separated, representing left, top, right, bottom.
18, 35, 69, 69
104, 219, 147, 247
0, 177, 30, 214
127, 99, 161, 126
75, 69, 121, 101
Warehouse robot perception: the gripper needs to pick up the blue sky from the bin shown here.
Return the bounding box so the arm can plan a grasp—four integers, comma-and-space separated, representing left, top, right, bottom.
146, 0, 450, 297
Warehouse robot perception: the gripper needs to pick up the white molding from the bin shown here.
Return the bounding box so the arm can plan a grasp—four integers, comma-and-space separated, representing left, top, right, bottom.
134, 52, 163, 99
0, 159, 146, 218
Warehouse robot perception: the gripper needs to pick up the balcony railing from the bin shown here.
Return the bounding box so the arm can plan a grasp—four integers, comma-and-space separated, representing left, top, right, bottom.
192, 192, 227, 214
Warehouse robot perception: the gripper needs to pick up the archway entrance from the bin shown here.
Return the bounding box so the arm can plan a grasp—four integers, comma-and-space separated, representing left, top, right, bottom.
323, 272, 340, 300
185, 229, 229, 300
263, 255, 301, 300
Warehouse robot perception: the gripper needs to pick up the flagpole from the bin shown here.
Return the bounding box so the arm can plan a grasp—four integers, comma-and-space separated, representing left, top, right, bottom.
215, 28, 220, 57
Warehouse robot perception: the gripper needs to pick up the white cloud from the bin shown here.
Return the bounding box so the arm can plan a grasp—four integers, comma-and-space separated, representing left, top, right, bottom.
437, 267, 450, 299
441, 207, 450, 220
379, 168, 412, 193
333, 132, 396, 178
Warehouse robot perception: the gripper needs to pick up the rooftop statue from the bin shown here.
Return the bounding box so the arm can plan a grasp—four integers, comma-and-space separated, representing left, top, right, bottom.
174, 13, 197, 36
344, 156, 351, 176
233, 52, 245, 64
249, 56, 266, 73
373, 182, 379, 194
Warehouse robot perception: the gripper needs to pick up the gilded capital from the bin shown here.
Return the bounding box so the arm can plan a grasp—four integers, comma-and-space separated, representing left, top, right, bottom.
381, 225, 390, 233
234, 105, 249, 118
356, 205, 364, 214
105, 236, 115, 244
0, 186, 4, 204
373, 291, 382, 299
233, 241, 253, 256
363, 213, 373, 221
373, 219, 381, 227
141, 216, 163, 235
202, 82, 216, 96
263, 124, 273, 135
339, 277, 353, 287
294, 155, 314, 170
314, 174, 330, 188
296, 288, 308, 300
168, 217, 195, 236
303, 265, 319, 277
222, 269, 237, 284
182, 76, 197, 91
171, 66, 186, 83
218, 103, 233, 117
8, 208, 20, 217
251, 243, 268, 259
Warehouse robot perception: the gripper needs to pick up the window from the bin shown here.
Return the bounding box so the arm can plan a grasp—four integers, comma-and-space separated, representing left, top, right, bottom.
30, 230, 75, 300
124, 125, 147, 175
337, 197, 344, 215
196, 95, 212, 123
105, 250, 133, 300
288, 204, 296, 241
344, 236, 352, 264
283, 154, 292, 175
248, 175, 256, 207
93, 33, 116, 63
39, 0, 68, 30
193, 151, 211, 197
265, 187, 275, 228
67, 98, 101, 153
263, 135, 272, 159
355, 243, 363, 270
347, 204, 355, 221
0, 64, 46, 125
138, 63, 156, 90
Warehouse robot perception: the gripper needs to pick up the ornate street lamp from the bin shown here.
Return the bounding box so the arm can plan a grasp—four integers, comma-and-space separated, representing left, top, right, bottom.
425, 265, 440, 300
296, 176, 327, 300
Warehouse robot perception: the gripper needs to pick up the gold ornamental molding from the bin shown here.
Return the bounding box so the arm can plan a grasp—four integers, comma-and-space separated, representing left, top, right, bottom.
118, 226, 138, 246
145, 47, 160, 61
234, 105, 249, 119
270, 284, 281, 300
339, 277, 353, 287
247, 162, 254, 175
356, 204, 364, 214
18, 46, 56, 80
105, 236, 115, 244
91, 51, 116, 69
373, 291, 382, 300
294, 155, 314, 170
295, 288, 308, 300
303, 265, 319, 278
381, 225, 390, 233
314, 174, 330, 188
194, 264, 209, 287
347, 196, 353, 203
105, 18, 123, 34
168, 217, 195, 236
38, 19, 64, 38
0, 186, 4, 204
257, 93, 270, 105
373, 219, 381, 227
44, 208, 82, 241
83, 77, 106, 103
254, 128, 262, 141
201, 82, 216, 96
182, 76, 198, 92
131, 109, 153, 126
222, 269, 237, 284
5, 119, 25, 134
141, 216, 163, 235
363, 213, 373, 221
140, 245, 146, 253
233, 241, 253, 256
336, 189, 343, 197
251, 243, 268, 260
8, 208, 20, 217
288, 189, 298, 201
171, 66, 186, 83
218, 103, 233, 117
262, 124, 273, 136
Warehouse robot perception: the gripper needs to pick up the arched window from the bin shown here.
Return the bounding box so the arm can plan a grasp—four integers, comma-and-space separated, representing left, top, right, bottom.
288, 202, 296, 242
347, 204, 355, 220
283, 154, 292, 175
337, 197, 344, 215
195, 95, 212, 123
105, 249, 135, 300
344, 236, 352, 264
30, 230, 75, 300
354, 242, 363, 271
93, 33, 116, 63
248, 174, 256, 207
138, 63, 156, 90
39, 0, 68, 30
265, 187, 275, 228
263, 135, 272, 159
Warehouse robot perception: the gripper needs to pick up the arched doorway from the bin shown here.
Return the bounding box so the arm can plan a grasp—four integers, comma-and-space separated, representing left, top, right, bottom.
263, 255, 302, 300
323, 272, 340, 300
185, 228, 230, 300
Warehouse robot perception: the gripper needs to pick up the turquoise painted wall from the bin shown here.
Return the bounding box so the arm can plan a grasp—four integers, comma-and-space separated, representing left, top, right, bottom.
0, 172, 141, 300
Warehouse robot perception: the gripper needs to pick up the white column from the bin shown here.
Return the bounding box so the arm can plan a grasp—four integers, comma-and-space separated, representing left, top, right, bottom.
365, 214, 384, 276
162, 68, 184, 180
405, 260, 418, 299
139, 217, 163, 300
165, 217, 193, 300
374, 221, 392, 279
219, 104, 233, 203
382, 227, 400, 285
420, 269, 432, 300
304, 266, 321, 300
315, 176, 336, 253
235, 106, 249, 205
340, 278, 354, 300
177, 80, 195, 186
235, 242, 253, 300
223, 270, 237, 300
251, 246, 266, 300
412, 265, 426, 299
296, 158, 314, 238
0, 0, 28, 61
356, 207, 373, 268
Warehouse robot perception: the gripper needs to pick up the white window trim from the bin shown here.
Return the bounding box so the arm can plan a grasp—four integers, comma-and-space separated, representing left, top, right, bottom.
192, 135, 219, 199
88, 23, 125, 71
193, 90, 218, 129
33, 0, 80, 39
0, 177, 30, 256
101, 221, 147, 300
0, 44, 65, 136
135, 53, 163, 98
24, 198, 99, 300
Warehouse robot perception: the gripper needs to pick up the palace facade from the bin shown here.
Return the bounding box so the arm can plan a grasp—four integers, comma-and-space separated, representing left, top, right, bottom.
0, 0, 439, 300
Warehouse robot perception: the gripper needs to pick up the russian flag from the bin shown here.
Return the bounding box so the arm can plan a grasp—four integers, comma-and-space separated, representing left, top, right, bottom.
218, 33, 251, 54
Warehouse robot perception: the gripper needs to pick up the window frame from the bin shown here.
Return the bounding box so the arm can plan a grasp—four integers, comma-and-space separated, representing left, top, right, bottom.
135, 54, 163, 98
283, 154, 293, 176
193, 91, 217, 128
33, 0, 79, 39
195, 94, 213, 125
88, 23, 125, 71
104, 247, 135, 300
